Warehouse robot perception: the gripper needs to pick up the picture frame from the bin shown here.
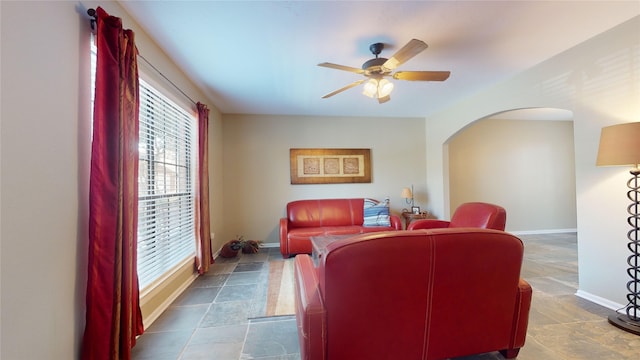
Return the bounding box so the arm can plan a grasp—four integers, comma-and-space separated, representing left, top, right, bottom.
290, 148, 371, 184
411, 206, 421, 215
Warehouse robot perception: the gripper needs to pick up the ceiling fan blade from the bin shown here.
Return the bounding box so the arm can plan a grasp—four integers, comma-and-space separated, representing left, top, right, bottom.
318, 62, 364, 74
321, 79, 366, 98
383, 39, 428, 71
393, 71, 451, 81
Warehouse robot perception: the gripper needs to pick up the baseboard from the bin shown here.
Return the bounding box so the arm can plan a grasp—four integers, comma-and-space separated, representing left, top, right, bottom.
575, 290, 624, 311
141, 269, 198, 329
213, 242, 279, 252
510, 228, 577, 235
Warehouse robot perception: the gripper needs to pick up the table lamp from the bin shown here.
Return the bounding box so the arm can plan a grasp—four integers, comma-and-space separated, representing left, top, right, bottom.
401, 185, 414, 208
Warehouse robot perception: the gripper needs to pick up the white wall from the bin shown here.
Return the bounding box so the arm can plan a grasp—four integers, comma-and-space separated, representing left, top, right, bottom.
0, 1, 222, 358
2, 3, 86, 358
220, 114, 427, 244
449, 119, 576, 233
425, 16, 640, 308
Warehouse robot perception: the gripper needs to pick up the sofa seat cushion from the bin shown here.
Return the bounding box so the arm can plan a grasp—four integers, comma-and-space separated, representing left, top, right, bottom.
361, 226, 395, 233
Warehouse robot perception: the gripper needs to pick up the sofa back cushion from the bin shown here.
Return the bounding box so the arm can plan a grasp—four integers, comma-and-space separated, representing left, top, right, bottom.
287, 198, 364, 227
319, 232, 432, 359
449, 202, 506, 230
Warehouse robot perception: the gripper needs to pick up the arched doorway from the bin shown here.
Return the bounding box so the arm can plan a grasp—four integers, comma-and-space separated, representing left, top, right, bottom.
445, 108, 576, 233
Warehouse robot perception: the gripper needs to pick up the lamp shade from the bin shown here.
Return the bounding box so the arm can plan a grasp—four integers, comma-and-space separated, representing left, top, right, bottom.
596, 122, 640, 167
378, 79, 394, 97
401, 187, 413, 199
363, 79, 378, 98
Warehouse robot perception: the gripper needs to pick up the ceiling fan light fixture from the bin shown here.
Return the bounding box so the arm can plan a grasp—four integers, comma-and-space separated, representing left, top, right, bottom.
362, 78, 394, 101
363, 79, 378, 98
378, 79, 394, 98
378, 94, 391, 104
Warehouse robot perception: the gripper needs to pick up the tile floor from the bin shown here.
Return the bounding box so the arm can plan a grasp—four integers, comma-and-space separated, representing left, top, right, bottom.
132, 233, 640, 359
132, 247, 297, 359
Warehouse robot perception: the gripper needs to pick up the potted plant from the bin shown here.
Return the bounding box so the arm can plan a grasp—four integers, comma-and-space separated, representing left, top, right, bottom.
219, 236, 263, 258
219, 235, 245, 258
241, 239, 262, 254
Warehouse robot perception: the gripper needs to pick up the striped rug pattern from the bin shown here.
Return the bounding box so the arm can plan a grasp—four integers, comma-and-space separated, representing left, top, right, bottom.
265, 258, 296, 316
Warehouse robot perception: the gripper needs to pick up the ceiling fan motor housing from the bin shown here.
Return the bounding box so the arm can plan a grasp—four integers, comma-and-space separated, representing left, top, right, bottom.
363, 42, 389, 75
362, 57, 389, 75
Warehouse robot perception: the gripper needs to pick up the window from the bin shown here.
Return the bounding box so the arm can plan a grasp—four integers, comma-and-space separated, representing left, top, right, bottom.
90, 43, 197, 291
137, 79, 196, 290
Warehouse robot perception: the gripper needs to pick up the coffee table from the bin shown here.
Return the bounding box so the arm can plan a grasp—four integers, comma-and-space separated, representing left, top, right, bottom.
310, 234, 355, 266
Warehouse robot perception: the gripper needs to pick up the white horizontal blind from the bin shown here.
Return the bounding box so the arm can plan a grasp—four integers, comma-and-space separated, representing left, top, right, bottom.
137, 79, 196, 290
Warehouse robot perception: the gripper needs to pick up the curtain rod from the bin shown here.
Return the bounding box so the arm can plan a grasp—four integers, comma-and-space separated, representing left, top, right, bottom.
87, 8, 197, 107
137, 54, 197, 106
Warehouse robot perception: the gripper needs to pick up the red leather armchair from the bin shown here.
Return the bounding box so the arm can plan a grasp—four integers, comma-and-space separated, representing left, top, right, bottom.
294, 228, 531, 360
408, 202, 506, 231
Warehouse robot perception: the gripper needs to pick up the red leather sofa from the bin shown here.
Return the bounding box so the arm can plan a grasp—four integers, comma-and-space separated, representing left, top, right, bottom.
294, 228, 532, 360
279, 198, 401, 258
408, 201, 506, 231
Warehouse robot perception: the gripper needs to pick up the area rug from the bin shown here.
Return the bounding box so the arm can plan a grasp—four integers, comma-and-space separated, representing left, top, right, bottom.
265, 258, 296, 316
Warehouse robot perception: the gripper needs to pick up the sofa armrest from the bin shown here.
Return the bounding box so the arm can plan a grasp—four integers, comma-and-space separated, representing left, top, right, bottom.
389, 215, 402, 230
294, 255, 327, 360
500, 278, 532, 359
511, 278, 532, 349
407, 219, 451, 230
279, 217, 290, 258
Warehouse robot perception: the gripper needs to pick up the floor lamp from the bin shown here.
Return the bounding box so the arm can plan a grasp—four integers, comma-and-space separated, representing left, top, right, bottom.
596, 122, 640, 336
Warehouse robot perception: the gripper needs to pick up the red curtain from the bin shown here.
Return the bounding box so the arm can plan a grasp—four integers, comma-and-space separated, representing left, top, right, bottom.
82, 7, 143, 360
195, 102, 214, 274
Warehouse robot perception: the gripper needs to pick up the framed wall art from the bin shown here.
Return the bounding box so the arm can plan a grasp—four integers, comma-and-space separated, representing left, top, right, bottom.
290, 148, 371, 184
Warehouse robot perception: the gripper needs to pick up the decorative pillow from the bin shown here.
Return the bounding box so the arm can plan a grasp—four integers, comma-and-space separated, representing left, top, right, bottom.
363, 198, 391, 227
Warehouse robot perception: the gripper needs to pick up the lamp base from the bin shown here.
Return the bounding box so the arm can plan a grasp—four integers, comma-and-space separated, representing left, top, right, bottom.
608, 313, 640, 336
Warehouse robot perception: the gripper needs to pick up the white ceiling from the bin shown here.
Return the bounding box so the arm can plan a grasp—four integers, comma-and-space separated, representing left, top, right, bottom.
118, 1, 639, 119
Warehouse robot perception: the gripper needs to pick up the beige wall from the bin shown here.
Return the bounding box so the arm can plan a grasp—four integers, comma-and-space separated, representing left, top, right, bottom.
449, 119, 576, 233
0, 1, 222, 358
220, 114, 427, 244
1, 1, 637, 358
425, 16, 639, 309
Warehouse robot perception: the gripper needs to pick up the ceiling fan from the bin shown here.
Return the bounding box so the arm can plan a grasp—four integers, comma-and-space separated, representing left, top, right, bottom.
318, 39, 450, 103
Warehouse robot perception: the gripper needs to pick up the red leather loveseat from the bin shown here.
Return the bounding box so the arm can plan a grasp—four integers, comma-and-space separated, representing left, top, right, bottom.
294, 228, 532, 360
279, 198, 401, 258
